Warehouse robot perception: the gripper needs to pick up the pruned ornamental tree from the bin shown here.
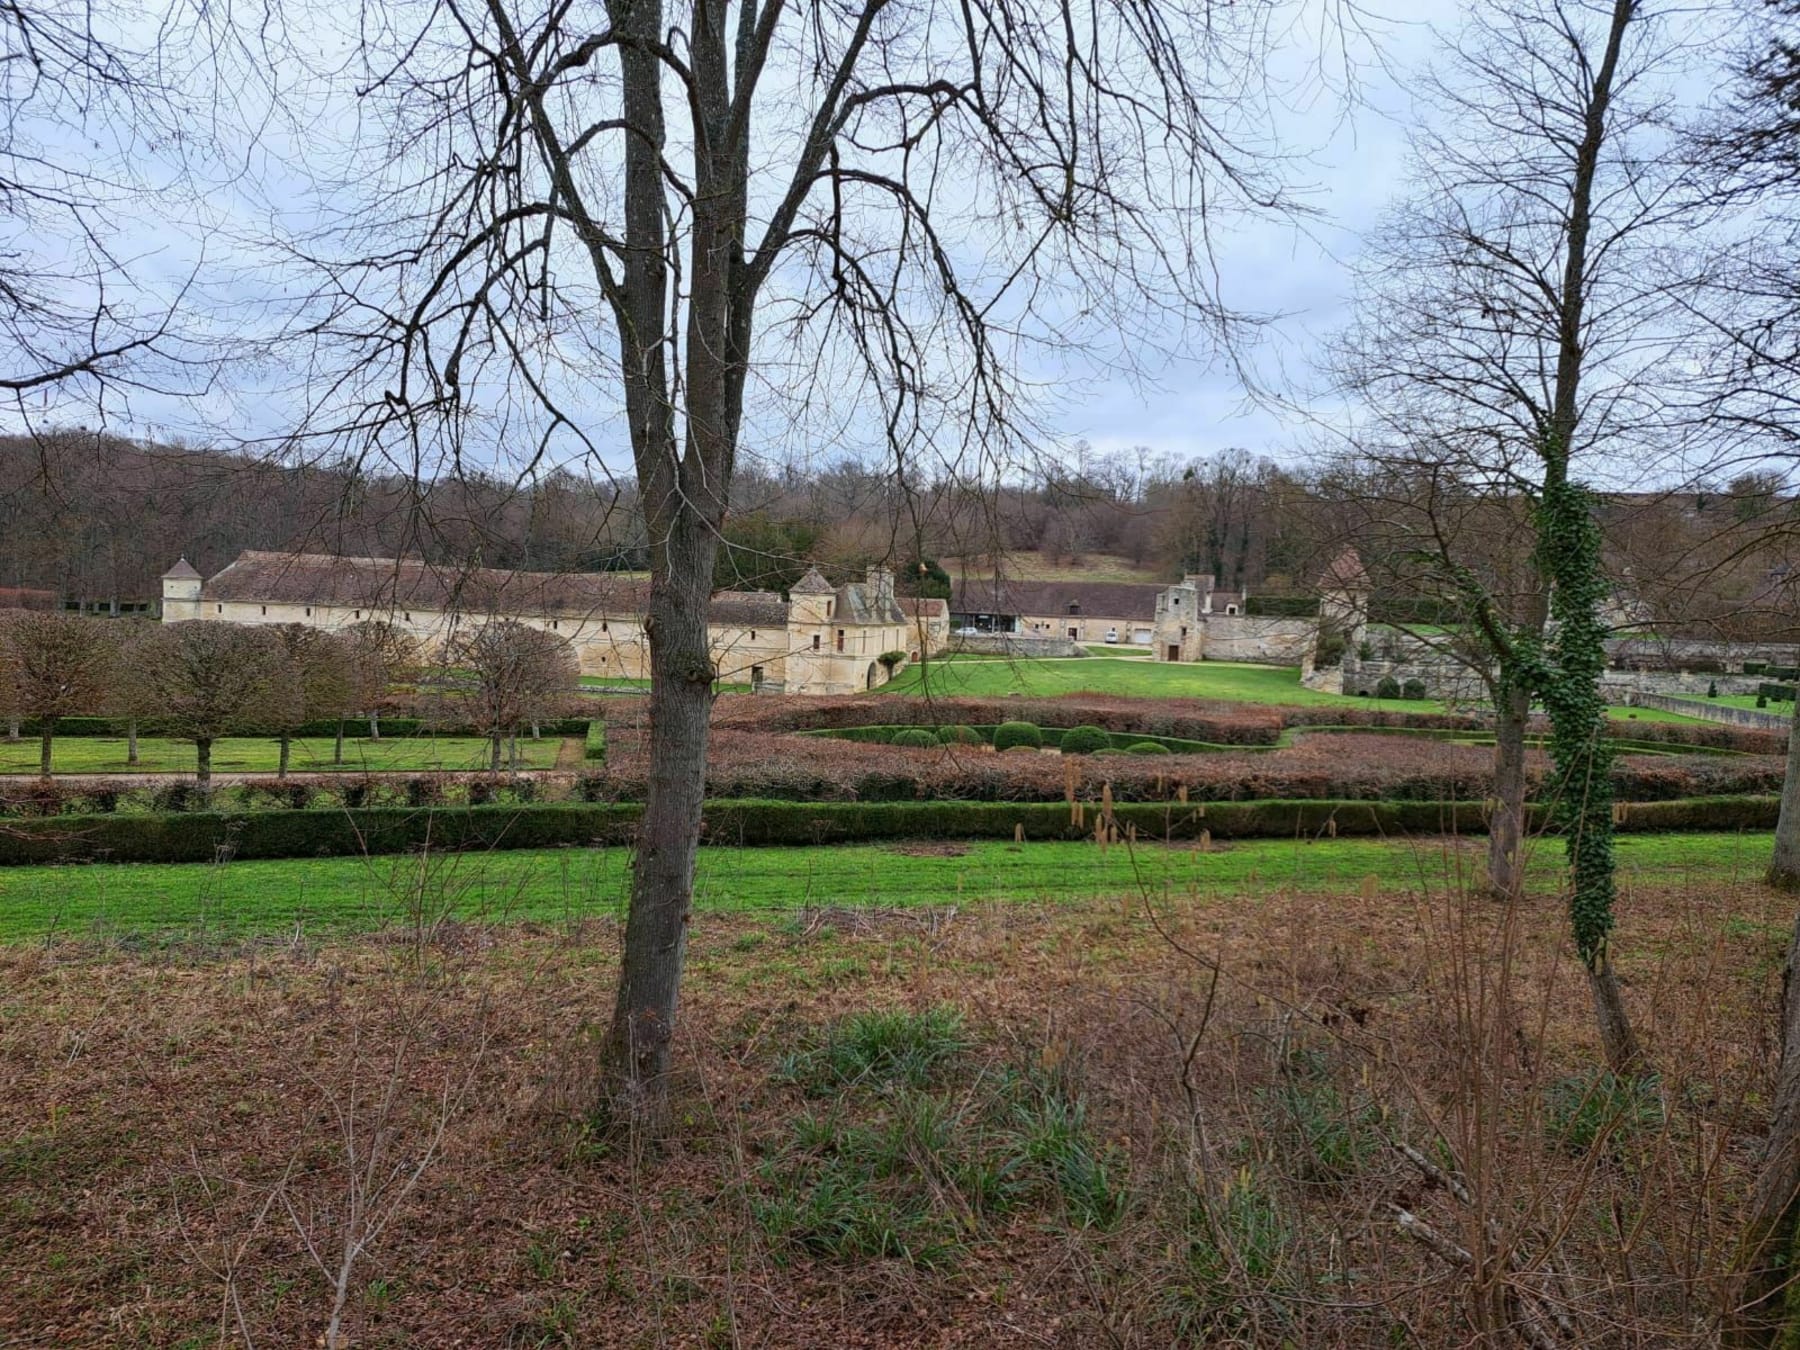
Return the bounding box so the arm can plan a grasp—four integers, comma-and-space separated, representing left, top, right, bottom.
293, 0, 1355, 1112
0, 610, 116, 773
133, 621, 282, 785
101, 617, 158, 765
441, 621, 577, 771
1327, 0, 1721, 1073
267, 625, 356, 778
0, 610, 24, 741
342, 620, 416, 750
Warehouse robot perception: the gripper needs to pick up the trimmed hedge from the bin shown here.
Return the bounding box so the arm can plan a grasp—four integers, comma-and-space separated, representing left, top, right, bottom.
13, 714, 593, 739
0, 794, 1777, 866
938, 725, 982, 745
1058, 726, 1110, 756
992, 721, 1043, 751
584, 721, 607, 762
1126, 741, 1171, 755
891, 729, 940, 748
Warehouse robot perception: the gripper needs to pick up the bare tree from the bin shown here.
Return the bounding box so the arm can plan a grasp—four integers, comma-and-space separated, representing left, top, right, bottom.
439, 621, 576, 772
1688, 3, 1800, 1337
268, 625, 356, 779
0, 609, 114, 773
1326, 0, 1726, 1073
284, 0, 1361, 1111
343, 621, 416, 752
0, 0, 228, 415
133, 620, 282, 785
101, 615, 159, 765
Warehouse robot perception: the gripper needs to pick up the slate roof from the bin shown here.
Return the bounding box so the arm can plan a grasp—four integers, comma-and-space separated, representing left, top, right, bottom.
791, 567, 835, 595
950, 578, 1161, 622
200, 551, 788, 626
901, 597, 948, 619
161, 557, 202, 581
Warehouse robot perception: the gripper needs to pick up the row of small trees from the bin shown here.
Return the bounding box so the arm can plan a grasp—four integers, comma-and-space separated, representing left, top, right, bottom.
0, 613, 577, 782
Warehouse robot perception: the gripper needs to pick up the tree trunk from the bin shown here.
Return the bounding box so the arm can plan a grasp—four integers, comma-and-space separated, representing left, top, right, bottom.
38, 718, 53, 776
1487, 680, 1531, 898
604, 570, 715, 1109
1771, 695, 1800, 888
509, 731, 518, 772
195, 736, 213, 786
489, 732, 501, 773
334, 718, 345, 765
127, 718, 138, 766
1729, 911, 1800, 1346
278, 734, 291, 780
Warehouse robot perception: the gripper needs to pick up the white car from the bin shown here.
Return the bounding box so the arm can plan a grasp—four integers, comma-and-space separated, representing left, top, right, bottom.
1104, 628, 1118, 643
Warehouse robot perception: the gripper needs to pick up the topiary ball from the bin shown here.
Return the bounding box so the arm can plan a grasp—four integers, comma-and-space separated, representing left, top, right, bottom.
891, 728, 939, 748
937, 724, 982, 745
1126, 741, 1171, 755
1058, 725, 1110, 756
993, 721, 1043, 751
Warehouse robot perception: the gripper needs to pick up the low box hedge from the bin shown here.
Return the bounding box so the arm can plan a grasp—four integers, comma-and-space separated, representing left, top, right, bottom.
0, 794, 1776, 866
584, 721, 607, 762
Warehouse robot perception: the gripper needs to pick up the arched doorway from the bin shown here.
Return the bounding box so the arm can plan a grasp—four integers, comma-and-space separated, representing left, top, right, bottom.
866, 662, 880, 690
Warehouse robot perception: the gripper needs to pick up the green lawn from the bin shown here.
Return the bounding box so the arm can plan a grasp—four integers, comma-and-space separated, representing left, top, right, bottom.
0, 735, 567, 776
884, 656, 1442, 708
883, 655, 1704, 724
0, 831, 1773, 942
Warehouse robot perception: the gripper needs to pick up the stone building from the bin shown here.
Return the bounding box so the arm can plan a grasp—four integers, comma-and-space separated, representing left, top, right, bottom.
949, 578, 1162, 645
161, 552, 946, 696
1148, 573, 1322, 664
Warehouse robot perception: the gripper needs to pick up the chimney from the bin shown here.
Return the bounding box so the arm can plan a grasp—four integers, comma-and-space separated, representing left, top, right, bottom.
866, 566, 896, 610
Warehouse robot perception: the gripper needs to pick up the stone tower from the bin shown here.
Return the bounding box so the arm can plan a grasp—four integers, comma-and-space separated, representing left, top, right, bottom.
160, 556, 202, 622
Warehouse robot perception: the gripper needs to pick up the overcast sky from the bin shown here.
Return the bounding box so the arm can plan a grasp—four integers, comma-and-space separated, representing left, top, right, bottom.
0, 1, 1742, 473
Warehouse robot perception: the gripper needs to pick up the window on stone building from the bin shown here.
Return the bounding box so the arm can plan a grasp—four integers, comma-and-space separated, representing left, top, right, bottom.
1067, 601, 1080, 615
305, 607, 312, 617
812, 634, 821, 651
216, 604, 222, 613
836, 629, 845, 652
260, 605, 266, 615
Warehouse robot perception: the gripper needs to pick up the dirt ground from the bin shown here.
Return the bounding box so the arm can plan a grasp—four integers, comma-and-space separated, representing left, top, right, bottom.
0, 879, 1788, 1347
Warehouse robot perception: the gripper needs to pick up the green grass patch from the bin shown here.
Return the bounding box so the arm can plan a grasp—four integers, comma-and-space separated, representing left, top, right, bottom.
0, 735, 566, 776
881, 656, 1441, 708
0, 830, 1777, 943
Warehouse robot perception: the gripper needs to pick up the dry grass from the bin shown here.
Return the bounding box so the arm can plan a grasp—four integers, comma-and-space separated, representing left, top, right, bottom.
0, 871, 1787, 1346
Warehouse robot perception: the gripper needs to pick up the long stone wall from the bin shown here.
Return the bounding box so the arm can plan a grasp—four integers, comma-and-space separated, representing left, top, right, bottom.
948, 633, 1082, 658
1624, 690, 1794, 732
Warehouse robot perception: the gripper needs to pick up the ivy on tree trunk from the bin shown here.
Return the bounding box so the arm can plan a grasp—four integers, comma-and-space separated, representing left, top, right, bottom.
1533, 476, 1641, 1074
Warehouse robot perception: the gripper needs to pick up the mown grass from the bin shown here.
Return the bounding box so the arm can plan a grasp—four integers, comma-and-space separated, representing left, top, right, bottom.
0, 830, 1773, 942
0, 734, 568, 776
879, 654, 1703, 724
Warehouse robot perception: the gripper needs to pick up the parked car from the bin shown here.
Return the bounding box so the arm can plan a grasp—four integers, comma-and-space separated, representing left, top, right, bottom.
1104, 628, 1118, 644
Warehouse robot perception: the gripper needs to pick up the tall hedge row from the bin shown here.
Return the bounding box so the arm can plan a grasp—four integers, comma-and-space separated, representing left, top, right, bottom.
0, 794, 1775, 867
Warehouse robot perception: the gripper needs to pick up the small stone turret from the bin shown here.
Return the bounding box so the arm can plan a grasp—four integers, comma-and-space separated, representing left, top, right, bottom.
161, 556, 202, 622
